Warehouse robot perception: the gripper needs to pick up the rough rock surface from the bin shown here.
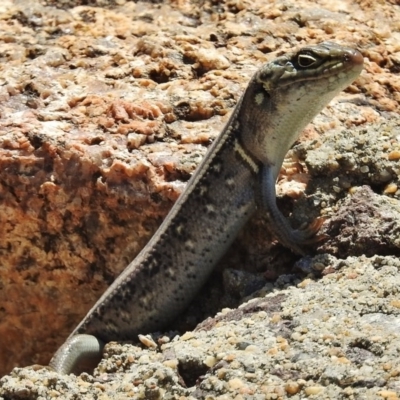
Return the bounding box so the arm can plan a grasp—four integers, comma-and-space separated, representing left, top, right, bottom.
0, 0, 399, 398
1, 256, 400, 399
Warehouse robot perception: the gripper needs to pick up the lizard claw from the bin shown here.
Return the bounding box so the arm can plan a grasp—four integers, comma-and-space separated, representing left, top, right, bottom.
269, 217, 327, 256
295, 217, 327, 244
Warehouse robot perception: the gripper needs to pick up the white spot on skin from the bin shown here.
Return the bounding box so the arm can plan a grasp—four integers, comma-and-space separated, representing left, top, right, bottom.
211, 163, 222, 173
226, 177, 235, 187
206, 204, 215, 213
141, 297, 149, 306
175, 224, 184, 235
120, 310, 131, 321
255, 92, 264, 105
106, 321, 118, 331
199, 185, 208, 195
185, 240, 195, 249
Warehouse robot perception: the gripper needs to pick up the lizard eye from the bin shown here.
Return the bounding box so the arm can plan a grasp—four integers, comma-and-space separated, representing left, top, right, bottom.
297, 53, 318, 68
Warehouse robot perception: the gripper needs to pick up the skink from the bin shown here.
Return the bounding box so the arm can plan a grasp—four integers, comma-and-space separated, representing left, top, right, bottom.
49, 42, 363, 373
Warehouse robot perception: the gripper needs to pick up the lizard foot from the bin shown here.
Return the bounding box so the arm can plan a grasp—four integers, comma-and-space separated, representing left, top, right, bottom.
295, 217, 327, 243
270, 217, 327, 256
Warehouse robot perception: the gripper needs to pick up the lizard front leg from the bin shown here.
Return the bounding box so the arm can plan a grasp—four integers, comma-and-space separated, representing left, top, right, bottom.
259, 165, 324, 255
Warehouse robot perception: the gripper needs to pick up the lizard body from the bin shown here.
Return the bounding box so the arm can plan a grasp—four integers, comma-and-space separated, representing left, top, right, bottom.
50, 42, 363, 373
